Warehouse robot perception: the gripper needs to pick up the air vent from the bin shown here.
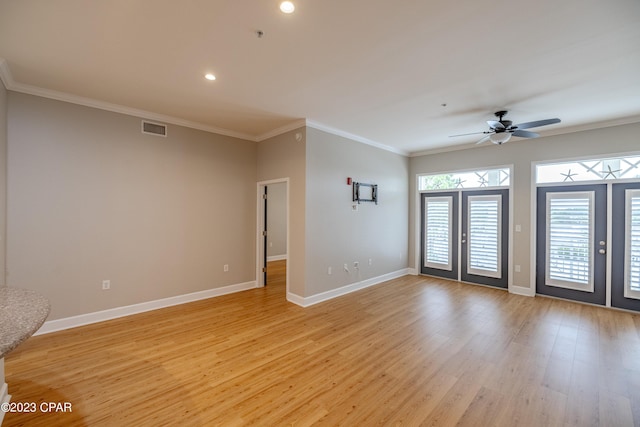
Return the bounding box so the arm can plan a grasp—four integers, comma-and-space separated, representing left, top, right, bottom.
141, 120, 167, 137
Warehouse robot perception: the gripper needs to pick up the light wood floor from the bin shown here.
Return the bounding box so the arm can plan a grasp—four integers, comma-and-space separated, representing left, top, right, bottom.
4, 262, 640, 426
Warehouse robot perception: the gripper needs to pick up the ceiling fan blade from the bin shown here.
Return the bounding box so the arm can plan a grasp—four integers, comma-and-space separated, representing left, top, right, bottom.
449, 131, 488, 137
475, 135, 491, 145
514, 118, 560, 130
512, 129, 539, 138
487, 120, 505, 130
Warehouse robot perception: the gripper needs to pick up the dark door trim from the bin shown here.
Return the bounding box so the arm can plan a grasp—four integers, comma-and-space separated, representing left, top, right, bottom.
263, 185, 268, 286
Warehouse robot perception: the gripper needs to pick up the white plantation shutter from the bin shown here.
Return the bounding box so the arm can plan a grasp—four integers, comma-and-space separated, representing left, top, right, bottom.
545, 192, 594, 292
467, 195, 501, 278
625, 190, 640, 299
424, 197, 452, 270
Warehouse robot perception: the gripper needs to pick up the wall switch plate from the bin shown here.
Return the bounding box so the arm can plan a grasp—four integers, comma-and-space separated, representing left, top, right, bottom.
515, 224, 522, 232
223, 264, 229, 272
328, 266, 332, 275
102, 280, 110, 290
515, 265, 521, 273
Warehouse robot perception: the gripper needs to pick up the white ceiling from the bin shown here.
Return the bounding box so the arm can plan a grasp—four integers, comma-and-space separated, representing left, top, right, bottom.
1, 0, 639, 155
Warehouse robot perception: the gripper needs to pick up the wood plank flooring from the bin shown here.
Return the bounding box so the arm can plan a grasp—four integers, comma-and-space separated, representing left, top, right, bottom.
4, 263, 640, 426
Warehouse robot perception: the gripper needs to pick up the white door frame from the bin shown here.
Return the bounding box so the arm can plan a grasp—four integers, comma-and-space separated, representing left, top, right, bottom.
256, 178, 290, 293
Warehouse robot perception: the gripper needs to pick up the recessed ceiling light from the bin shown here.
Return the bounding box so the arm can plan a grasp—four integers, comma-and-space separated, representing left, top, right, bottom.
204, 73, 216, 81
280, 1, 295, 14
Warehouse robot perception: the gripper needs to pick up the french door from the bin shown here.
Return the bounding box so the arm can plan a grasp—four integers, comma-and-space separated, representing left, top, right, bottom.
536, 185, 607, 304
420, 189, 509, 288
536, 183, 640, 311
611, 183, 640, 311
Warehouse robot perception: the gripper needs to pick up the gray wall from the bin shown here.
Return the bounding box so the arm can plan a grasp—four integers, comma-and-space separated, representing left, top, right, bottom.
0, 79, 6, 286
7, 92, 257, 319
257, 128, 306, 296
305, 127, 409, 296
409, 122, 640, 292
267, 182, 287, 259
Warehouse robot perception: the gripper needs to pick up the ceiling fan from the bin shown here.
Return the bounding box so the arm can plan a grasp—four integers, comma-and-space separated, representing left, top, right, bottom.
450, 110, 561, 145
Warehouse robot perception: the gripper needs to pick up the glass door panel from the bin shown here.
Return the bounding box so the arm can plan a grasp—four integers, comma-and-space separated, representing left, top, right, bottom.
420, 192, 458, 280
467, 195, 502, 278
545, 192, 594, 292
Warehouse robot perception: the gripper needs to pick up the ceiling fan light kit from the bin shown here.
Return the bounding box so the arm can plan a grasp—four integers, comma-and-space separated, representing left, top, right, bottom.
489, 132, 512, 144
450, 110, 561, 146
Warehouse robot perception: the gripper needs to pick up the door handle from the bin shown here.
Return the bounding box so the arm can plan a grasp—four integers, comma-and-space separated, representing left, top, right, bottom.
598, 241, 606, 254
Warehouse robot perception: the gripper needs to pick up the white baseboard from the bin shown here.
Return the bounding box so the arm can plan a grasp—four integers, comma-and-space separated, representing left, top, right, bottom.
286, 292, 307, 306
287, 268, 410, 307
509, 285, 535, 297
267, 254, 287, 262
408, 268, 419, 275
35, 281, 257, 335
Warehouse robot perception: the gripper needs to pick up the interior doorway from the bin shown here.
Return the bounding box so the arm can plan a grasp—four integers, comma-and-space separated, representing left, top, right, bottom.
256, 178, 289, 293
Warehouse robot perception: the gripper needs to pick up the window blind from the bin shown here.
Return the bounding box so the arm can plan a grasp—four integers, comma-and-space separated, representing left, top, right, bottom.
468, 198, 500, 276
425, 198, 452, 270
627, 191, 640, 294
547, 195, 592, 287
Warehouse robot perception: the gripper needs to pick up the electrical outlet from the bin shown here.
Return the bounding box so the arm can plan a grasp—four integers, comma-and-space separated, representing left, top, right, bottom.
515, 265, 521, 273
328, 266, 332, 275
368, 258, 372, 266
354, 261, 359, 269
102, 280, 110, 290
223, 264, 229, 272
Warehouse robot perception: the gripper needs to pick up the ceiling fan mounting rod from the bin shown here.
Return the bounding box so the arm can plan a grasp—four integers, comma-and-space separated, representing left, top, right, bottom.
495, 110, 508, 120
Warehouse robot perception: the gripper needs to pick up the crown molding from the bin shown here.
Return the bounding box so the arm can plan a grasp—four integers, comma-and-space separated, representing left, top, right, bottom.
2, 57, 405, 156
409, 114, 640, 158
0, 57, 256, 141
255, 119, 307, 141
306, 120, 409, 156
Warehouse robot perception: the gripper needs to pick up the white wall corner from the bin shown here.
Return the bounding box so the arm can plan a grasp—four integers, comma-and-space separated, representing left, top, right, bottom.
291, 268, 410, 307
408, 268, 419, 275
0, 57, 15, 89
35, 280, 256, 335
286, 292, 307, 307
